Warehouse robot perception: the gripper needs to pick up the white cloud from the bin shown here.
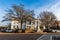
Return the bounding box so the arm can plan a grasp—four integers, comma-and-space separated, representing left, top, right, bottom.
0, 8, 8, 26
0, 8, 5, 23
35, 1, 60, 20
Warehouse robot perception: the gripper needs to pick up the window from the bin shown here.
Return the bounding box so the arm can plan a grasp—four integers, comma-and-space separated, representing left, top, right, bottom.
13, 26, 15, 28
17, 25, 19, 29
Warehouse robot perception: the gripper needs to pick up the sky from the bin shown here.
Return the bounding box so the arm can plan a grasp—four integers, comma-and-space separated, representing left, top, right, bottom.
0, 0, 60, 25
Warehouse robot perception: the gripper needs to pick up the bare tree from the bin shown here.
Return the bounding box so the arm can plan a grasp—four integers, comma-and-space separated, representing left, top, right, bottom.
2, 4, 35, 32
39, 11, 57, 28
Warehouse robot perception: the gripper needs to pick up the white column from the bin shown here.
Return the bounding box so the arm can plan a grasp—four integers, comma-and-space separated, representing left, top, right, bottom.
15, 24, 17, 28
37, 19, 41, 32
11, 21, 14, 29
35, 20, 37, 30
37, 26, 41, 32
43, 25, 46, 29
26, 21, 27, 29
18, 23, 21, 29
22, 23, 26, 29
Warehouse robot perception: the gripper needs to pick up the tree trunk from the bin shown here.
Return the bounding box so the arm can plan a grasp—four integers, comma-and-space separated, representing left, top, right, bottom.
21, 20, 22, 30
25, 18, 26, 30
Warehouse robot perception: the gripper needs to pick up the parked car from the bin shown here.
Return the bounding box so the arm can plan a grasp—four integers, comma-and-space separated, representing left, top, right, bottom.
51, 29, 60, 33
5, 30, 12, 32
2, 30, 12, 33
43, 28, 52, 32
2, 29, 6, 32
11, 28, 20, 33
50, 27, 60, 33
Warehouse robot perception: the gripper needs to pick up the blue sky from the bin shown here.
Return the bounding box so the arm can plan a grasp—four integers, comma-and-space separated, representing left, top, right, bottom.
0, 0, 60, 25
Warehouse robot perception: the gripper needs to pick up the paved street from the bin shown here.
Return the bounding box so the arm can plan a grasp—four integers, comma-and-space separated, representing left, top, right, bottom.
0, 32, 60, 40
0, 33, 42, 40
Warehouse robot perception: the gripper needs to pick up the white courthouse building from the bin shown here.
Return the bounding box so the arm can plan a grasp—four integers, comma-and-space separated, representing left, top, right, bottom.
11, 18, 45, 32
